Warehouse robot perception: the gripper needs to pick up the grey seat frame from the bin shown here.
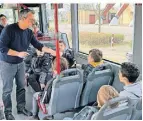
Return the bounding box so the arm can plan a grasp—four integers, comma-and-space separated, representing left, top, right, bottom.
47, 68, 84, 116
92, 97, 133, 120
131, 98, 142, 120
81, 64, 113, 106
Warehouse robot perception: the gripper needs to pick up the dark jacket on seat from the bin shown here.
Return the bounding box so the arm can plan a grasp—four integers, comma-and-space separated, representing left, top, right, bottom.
82, 61, 103, 83
27, 53, 53, 84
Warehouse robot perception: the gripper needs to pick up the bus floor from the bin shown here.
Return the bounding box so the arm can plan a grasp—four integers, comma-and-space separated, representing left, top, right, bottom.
0, 78, 33, 120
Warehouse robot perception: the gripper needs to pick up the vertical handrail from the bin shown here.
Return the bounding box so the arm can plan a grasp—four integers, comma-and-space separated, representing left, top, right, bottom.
54, 4, 60, 74
19, 4, 28, 9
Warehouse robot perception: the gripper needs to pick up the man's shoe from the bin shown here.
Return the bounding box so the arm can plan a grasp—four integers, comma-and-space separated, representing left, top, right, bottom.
17, 108, 32, 116
29, 115, 39, 120
5, 113, 15, 120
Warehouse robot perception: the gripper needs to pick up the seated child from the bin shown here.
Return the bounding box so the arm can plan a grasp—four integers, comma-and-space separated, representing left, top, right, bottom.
119, 62, 142, 100
89, 85, 119, 120
59, 40, 75, 68
97, 85, 119, 108
31, 57, 69, 119
27, 49, 53, 92
82, 48, 103, 83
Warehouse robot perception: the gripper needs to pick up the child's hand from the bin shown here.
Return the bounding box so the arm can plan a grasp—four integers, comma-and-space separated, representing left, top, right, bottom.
40, 83, 45, 89
60, 51, 63, 56
25, 73, 29, 78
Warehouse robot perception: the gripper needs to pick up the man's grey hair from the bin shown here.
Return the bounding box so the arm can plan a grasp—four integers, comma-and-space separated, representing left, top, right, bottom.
19, 9, 35, 20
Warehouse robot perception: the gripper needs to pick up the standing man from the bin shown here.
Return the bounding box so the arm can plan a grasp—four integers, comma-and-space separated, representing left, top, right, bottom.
0, 14, 8, 35
0, 9, 56, 120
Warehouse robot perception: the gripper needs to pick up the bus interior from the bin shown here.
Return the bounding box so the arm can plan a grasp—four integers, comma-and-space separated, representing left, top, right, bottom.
0, 3, 142, 120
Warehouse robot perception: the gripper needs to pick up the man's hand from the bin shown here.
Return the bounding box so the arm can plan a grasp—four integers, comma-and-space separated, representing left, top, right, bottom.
8, 49, 29, 58
42, 47, 56, 56
48, 48, 56, 56
18, 52, 29, 58
42, 46, 64, 57
40, 83, 45, 90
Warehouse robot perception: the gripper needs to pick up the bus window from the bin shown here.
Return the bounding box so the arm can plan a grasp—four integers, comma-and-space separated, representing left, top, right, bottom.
0, 8, 14, 24
46, 4, 72, 47
29, 7, 40, 26
78, 3, 134, 64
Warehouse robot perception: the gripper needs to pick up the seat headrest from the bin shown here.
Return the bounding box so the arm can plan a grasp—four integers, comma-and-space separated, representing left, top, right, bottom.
60, 68, 82, 77
92, 97, 133, 120
100, 96, 132, 111
94, 63, 112, 71
53, 68, 83, 83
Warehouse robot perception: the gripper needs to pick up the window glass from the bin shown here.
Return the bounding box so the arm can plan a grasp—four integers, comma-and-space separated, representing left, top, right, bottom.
46, 4, 72, 47
30, 7, 39, 25
0, 9, 14, 24
78, 3, 134, 63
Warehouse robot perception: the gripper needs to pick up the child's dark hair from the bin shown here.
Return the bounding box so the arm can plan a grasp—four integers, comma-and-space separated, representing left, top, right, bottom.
121, 62, 140, 83
89, 49, 103, 62
0, 14, 6, 19
59, 40, 66, 46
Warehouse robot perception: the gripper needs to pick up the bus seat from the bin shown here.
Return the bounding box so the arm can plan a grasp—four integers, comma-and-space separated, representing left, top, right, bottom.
110, 66, 124, 92
91, 97, 133, 120
131, 98, 142, 120
39, 68, 83, 118
111, 74, 124, 93
81, 63, 113, 106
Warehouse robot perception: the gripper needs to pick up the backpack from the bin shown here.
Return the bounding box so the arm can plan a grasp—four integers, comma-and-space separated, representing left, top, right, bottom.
31, 53, 53, 74
73, 106, 99, 120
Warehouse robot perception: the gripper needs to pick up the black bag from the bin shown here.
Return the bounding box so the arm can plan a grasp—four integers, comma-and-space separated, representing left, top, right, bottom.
73, 106, 99, 120
31, 53, 53, 74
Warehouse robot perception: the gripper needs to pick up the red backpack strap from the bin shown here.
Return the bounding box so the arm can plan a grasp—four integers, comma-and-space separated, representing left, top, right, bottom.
37, 95, 47, 114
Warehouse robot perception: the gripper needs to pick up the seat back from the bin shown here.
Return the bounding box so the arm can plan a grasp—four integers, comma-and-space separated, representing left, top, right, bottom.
81, 63, 113, 106
131, 98, 142, 120
48, 68, 83, 115
111, 66, 124, 92
92, 97, 133, 120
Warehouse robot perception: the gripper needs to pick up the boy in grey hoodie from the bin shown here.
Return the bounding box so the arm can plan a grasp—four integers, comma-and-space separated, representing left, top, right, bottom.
119, 62, 142, 100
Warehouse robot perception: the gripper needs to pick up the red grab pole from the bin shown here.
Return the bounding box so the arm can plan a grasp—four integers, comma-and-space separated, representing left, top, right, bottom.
19, 4, 28, 9
54, 4, 60, 74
